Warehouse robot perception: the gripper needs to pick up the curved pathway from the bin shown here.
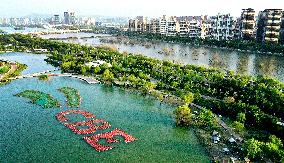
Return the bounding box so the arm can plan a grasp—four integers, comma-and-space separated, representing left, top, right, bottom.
10, 70, 100, 84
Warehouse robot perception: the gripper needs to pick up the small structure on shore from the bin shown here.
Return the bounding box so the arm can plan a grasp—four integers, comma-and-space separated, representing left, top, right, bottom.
33, 49, 48, 53
85, 60, 112, 68
223, 148, 230, 155
212, 130, 221, 144
228, 137, 236, 144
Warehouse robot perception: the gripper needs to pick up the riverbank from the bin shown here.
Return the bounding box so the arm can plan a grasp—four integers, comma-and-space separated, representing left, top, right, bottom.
121, 32, 284, 56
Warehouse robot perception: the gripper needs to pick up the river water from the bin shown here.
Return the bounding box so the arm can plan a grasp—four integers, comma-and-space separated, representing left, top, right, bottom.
41, 33, 284, 82
0, 53, 209, 162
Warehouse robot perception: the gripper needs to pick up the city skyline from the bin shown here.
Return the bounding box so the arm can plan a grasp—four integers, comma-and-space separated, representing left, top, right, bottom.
1, 0, 284, 18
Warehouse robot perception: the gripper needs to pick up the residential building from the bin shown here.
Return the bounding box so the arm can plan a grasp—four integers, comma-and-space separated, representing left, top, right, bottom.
280, 12, 284, 44
210, 13, 235, 40
64, 12, 70, 25
70, 12, 76, 25
240, 8, 256, 40
188, 19, 201, 38
150, 18, 160, 34
167, 16, 179, 36
257, 9, 282, 43
54, 15, 60, 25
178, 19, 189, 37
128, 19, 137, 31
128, 16, 147, 32
201, 20, 211, 39
159, 15, 168, 35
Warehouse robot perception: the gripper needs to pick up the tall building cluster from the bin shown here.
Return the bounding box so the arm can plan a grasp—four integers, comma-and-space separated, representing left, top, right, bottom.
52, 11, 78, 25
129, 8, 284, 44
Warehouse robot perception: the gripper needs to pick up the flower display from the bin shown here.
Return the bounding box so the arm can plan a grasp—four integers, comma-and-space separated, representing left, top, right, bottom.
64, 119, 110, 134
83, 128, 137, 152
56, 110, 96, 123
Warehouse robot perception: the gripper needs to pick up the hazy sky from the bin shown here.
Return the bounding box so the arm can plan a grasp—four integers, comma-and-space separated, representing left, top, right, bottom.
1, 0, 284, 18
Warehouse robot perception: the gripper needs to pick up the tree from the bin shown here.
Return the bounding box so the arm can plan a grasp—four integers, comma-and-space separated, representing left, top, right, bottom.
181, 92, 194, 105
81, 66, 87, 75
61, 61, 72, 72
197, 109, 217, 128
101, 69, 114, 82
263, 135, 284, 161
233, 121, 244, 133
141, 82, 156, 94
236, 112, 246, 123
243, 138, 263, 160
93, 66, 101, 74
173, 105, 192, 126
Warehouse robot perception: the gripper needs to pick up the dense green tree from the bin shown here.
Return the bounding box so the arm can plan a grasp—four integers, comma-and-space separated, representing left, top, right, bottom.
173, 105, 192, 126
233, 121, 244, 133
101, 69, 114, 82
236, 112, 246, 123
197, 109, 217, 128
181, 92, 194, 105
243, 138, 263, 160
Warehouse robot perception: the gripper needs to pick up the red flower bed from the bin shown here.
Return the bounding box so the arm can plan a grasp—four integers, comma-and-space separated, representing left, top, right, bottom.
83, 128, 137, 152
56, 110, 95, 123
64, 119, 110, 135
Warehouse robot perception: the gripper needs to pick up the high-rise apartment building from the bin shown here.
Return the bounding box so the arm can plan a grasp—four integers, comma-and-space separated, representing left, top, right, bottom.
54, 15, 60, 25
257, 9, 282, 43
210, 14, 235, 40
128, 16, 147, 32
150, 18, 160, 34
178, 19, 189, 37
280, 11, 284, 44
188, 19, 201, 38
167, 16, 179, 36
240, 8, 256, 40
64, 12, 70, 25
70, 12, 76, 25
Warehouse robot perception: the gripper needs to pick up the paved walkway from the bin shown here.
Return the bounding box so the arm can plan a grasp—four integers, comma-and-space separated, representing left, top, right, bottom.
10, 71, 100, 84
190, 103, 243, 143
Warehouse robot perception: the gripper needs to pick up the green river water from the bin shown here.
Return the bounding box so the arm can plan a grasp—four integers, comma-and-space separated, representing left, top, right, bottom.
0, 53, 209, 163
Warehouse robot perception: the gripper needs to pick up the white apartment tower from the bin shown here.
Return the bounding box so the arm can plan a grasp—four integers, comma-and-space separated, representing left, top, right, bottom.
210, 13, 235, 40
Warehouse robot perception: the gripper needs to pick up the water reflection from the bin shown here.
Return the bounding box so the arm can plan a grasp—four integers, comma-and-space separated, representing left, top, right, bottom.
236, 54, 249, 75
41, 33, 284, 82
254, 55, 278, 77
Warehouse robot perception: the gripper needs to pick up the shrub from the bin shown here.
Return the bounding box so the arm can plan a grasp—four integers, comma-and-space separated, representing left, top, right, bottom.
174, 105, 192, 126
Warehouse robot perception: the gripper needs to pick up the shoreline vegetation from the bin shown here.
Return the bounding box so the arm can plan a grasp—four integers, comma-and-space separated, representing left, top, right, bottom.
38, 74, 49, 81
1, 33, 284, 162
58, 87, 81, 108
15, 90, 61, 108
0, 60, 27, 84
120, 31, 284, 56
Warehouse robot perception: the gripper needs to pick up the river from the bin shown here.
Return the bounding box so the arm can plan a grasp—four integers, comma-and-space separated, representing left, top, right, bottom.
41, 33, 284, 82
